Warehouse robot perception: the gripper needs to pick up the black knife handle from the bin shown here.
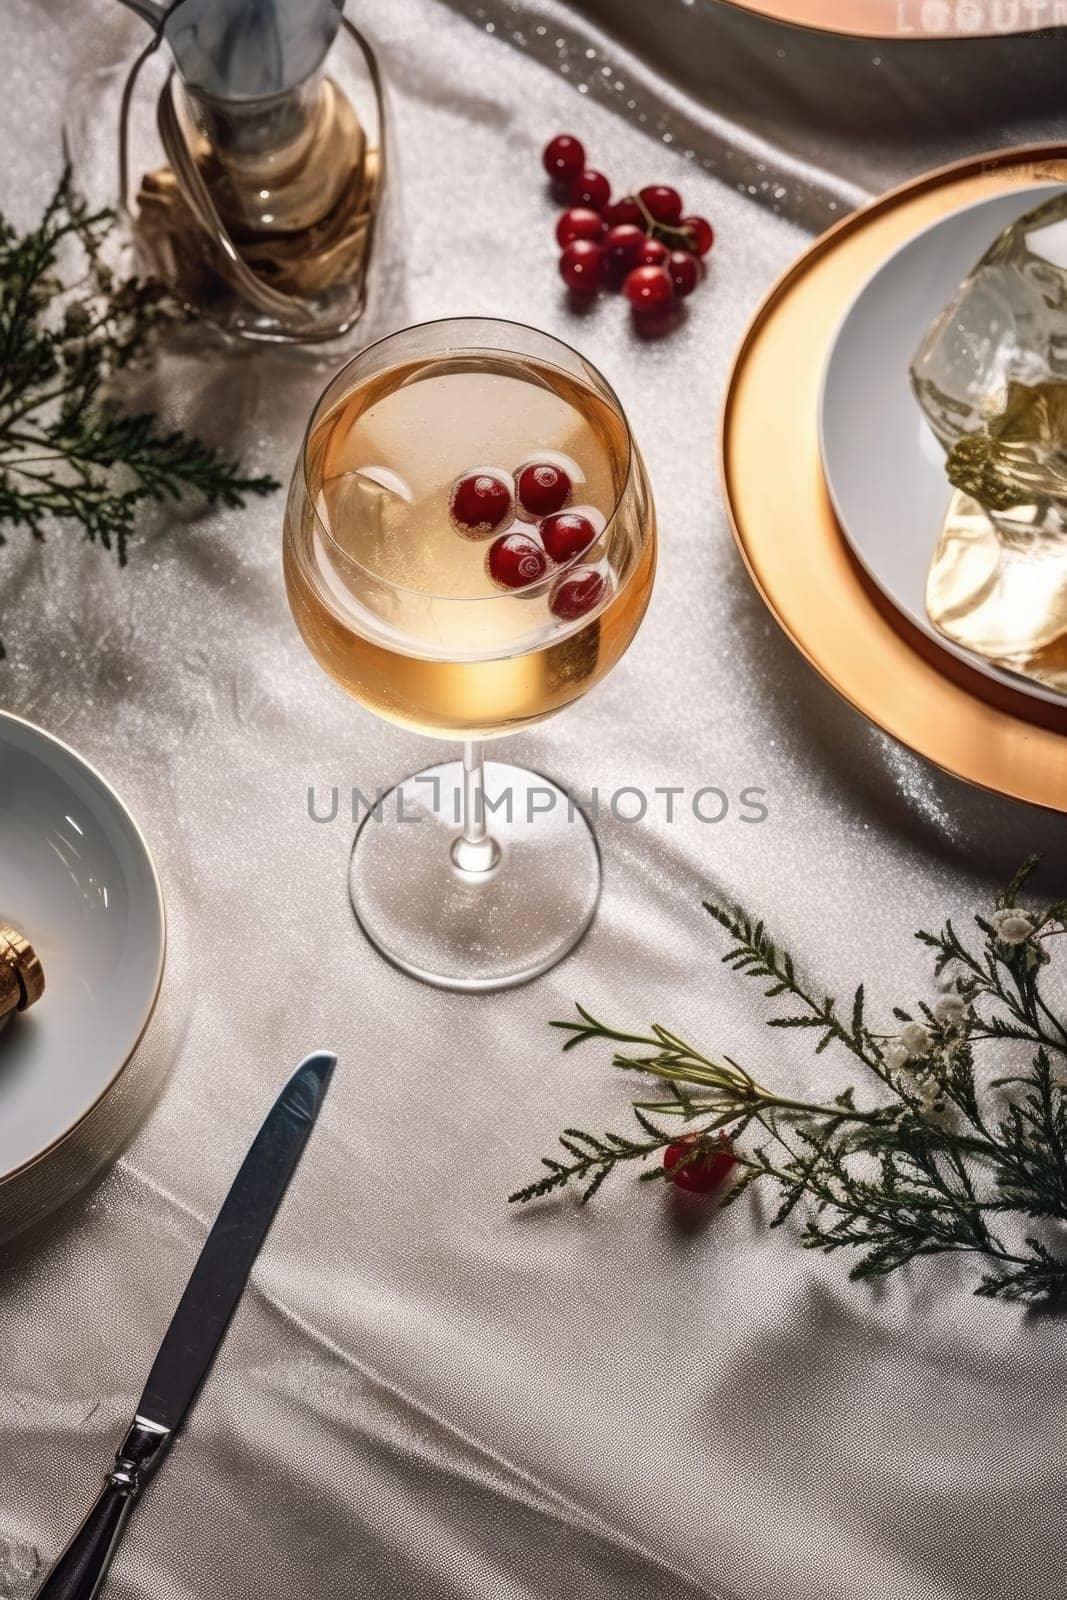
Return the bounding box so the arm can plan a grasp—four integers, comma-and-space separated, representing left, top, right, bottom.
34, 1419, 171, 1600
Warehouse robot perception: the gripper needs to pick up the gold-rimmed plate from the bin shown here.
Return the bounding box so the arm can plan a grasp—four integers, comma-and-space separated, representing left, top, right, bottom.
0, 712, 167, 1240
721, 144, 1067, 814
721, 0, 1050, 35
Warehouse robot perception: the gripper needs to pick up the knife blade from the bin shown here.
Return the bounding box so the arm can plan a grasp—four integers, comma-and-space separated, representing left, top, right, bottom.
34, 1049, 336, 1600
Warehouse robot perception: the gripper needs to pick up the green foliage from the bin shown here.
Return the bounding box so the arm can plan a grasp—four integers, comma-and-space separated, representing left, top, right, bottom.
511, 857, 1067, 1306
0, 168, 278, 650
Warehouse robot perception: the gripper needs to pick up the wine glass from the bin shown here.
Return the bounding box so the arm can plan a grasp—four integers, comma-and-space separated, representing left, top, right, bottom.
283, 317, 656, 990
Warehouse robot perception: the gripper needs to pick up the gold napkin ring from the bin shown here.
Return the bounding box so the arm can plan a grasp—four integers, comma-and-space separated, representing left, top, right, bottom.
0, 924, 45, 1016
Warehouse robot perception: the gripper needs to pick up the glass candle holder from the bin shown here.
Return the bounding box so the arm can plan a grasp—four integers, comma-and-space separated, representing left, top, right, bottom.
67, 0, 390, 345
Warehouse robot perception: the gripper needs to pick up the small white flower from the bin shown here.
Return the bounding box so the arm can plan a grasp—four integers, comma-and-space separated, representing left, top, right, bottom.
991, 908, 1034, 946
884, 1040, 910, 1071
933, 995, 966, 1026
917, 1080, 940, 1110
900, 1021, 932, 1058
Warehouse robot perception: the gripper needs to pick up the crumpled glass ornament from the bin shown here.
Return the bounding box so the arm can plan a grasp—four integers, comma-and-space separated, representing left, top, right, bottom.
912, 189, 1067, 694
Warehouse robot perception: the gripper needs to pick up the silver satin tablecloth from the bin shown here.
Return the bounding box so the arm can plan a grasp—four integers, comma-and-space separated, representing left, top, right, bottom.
2, 3, 1066, 1597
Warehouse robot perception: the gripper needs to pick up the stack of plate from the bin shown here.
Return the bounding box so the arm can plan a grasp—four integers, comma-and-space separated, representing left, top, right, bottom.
722, 146, 1067, 812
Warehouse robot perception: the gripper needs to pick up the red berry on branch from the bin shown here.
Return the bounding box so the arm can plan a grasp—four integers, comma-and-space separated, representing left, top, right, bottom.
663, 1134, 737, 1195
636, 237, 670, 269
667, 249, 700, 298
449, 470, 513, 537
602, 223, 646, 280
559, 239, 604, 293
540, 510, 596, 564
681, 215, 714, 257
549, 566, 608, 620
639, 184, 683, 225
603, 196, 643, 228
517, 461, 573, 518
556, 207, 605, 247
487, 531, 549, 590
542, 134, 585, 182
624, 264, 674, 312
569, 169, 611, 212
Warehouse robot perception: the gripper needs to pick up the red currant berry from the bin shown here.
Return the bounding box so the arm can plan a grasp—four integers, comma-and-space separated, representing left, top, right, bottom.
624, 264, 674, 312
568, 169, 611, 212
639, 184, 683, 225
636, 237, 670, 268
540, 510, 596, 564
602, 223, 646, 280
681, 215, 714, 257
517, 461, 573, 518
555, 207, 605, 247
559, 239, 604, 294
542, 134, 585, 182
549, 566, 608, 620
449, 469, 513, 537
667, 249, 700, 298
487, 531, 548, 590
603, 197, 643, 229
663, 1134, 736, 1195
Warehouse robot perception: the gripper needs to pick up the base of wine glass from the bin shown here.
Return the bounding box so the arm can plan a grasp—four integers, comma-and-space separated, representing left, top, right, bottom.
348, 759, 600, 992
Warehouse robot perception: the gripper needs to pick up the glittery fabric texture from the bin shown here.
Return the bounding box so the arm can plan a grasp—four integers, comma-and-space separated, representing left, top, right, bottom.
1, 3, 1066, 1599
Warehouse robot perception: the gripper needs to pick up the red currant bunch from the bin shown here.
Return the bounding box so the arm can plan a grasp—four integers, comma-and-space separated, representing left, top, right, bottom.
543, 134, 714, 325
447, 458, 613, 621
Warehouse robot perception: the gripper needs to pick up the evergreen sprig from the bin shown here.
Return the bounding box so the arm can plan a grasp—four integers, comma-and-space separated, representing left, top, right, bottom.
0, 168, 278, 648
511, 857, 1067, 1306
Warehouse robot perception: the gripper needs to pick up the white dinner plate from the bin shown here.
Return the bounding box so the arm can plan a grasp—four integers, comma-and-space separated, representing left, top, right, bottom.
819, 181, 1065, 708
0, 713, 165, 1193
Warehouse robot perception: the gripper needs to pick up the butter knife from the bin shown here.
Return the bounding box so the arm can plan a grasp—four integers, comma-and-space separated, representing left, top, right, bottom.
33, 1048, 337, 1600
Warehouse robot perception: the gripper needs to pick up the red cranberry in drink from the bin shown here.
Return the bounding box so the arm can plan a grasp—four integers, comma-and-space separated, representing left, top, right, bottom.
517, 461, 573, 518
639, 184, 684, 225
568, 169, 611, 212
487, 531, 548, 590
559, 239, 604, 293
681, 215, 714, 257
449, 470, 513, 536
542, 134, 585, 182
663, 1134, 737, 1195
549, 566, 608, 620
556, 207, 605, 247
624, 264, 674, 312
540, 511, 596, 564
603, 196, 643, 229
636, 237, 670, 269
667, 249, 700, 298
602, 223, 646, 281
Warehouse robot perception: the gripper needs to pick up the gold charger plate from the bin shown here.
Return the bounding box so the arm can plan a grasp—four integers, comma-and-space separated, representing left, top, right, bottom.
721, 143, 1067, 815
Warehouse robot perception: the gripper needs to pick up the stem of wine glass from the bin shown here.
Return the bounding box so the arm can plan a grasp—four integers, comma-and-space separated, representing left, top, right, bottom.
450, 740, 501, 877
